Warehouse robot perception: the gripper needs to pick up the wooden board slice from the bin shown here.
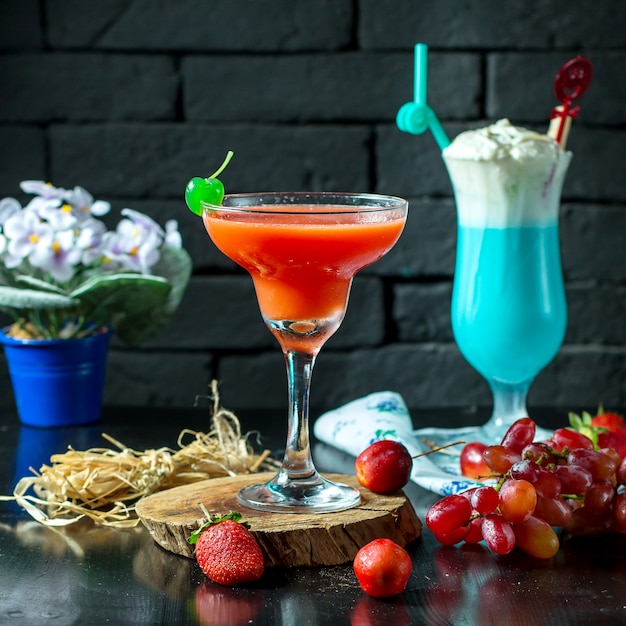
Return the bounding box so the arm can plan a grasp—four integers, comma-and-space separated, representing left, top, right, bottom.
136, 472, 422, 568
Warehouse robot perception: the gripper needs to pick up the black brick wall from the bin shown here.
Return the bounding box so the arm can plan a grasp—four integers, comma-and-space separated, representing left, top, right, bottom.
1, 0, 625, 418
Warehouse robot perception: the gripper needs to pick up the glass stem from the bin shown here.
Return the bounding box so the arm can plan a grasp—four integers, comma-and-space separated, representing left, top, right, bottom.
279, 349, 319, 482
483, 378, 532, 440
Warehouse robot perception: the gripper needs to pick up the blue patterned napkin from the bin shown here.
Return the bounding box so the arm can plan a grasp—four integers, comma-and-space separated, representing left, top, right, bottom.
314, 391, 482, 496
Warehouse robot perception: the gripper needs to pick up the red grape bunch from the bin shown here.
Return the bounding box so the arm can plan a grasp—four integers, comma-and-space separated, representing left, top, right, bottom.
425, 417, 626, 558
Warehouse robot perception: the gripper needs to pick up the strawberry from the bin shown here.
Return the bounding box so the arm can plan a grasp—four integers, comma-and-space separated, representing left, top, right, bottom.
569, 408, 626, 460
188, 511, 264, 586
597, 431, 626, 459
591, 410, 626, 436
194, 582, 263, 626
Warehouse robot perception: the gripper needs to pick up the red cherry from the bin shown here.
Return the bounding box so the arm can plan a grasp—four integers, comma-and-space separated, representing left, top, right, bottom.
353, 538, 413, 598
355, 440, 412, 494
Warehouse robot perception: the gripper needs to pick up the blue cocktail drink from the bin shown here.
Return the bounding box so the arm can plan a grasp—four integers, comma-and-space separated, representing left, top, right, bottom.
444, 119, 571, 441
453, 224, 566, 385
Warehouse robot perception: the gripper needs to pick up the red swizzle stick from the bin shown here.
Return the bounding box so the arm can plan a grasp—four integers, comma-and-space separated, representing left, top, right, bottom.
549, 56, 593, 147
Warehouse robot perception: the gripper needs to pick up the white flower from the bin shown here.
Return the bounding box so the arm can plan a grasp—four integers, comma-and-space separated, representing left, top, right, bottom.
0, 197, 22, 226
37, 201, 78, 231
120, 208, 165, 238
164, 219, 182, 249
76, 218, 107, 265
20, 181, 111, 222
20, 180, 68, 200
29, 228, 82, 283
0, 179, 190, 342
65, 186, 111, 218
3, 209, 54, 269
102, 210, 164, 275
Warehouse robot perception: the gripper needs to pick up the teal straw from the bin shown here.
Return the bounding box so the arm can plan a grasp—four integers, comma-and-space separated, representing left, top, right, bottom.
427, 113, 451, 152
396, 43, 451, 151
415, 43, 428, 105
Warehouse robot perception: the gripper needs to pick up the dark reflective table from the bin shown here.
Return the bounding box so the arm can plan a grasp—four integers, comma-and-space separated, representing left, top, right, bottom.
1, 406, 625, 625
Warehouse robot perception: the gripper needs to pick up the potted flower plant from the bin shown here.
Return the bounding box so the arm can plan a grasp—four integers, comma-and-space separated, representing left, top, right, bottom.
0, 180, 192, 427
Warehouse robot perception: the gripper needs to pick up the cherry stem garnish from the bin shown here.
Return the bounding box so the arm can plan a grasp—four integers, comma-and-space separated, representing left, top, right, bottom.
184, 151, 234, 216
209, 150, 234, 180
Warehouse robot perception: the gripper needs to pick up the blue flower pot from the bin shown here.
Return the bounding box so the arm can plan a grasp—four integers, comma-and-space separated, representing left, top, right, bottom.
0, 327, 111, 428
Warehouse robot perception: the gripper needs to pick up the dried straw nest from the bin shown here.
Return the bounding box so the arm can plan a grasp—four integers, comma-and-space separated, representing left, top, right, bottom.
0, 382, 279, 528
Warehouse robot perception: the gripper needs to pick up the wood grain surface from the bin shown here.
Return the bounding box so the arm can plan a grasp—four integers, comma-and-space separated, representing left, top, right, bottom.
136, 472, 422, 567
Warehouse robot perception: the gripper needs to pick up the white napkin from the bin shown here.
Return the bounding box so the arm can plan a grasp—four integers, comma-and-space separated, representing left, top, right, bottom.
314, 391, 482, 496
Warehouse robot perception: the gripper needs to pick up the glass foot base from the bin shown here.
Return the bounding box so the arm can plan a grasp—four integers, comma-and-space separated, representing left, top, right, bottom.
237, 472, 361, 514
414, 423, 554, 448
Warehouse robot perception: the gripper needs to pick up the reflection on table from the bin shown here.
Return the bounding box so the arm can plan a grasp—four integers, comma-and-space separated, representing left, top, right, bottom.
1, 406, 625, 625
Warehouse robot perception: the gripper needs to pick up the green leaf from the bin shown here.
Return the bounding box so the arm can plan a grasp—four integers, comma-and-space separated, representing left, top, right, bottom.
114, 247, 192, 345
0, 246, 191, 345
188, 511, 246, 545
69, 272, 169, 301
568, 412, 585, 431
69, 273, 173, 344
150, 246, 193, 315
15, 275, 69, 296
0, 286, 76, 310
568, 410, 599, 447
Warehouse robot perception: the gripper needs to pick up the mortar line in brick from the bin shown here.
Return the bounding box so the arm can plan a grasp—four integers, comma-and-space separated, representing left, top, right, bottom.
480, 52, 488, 119
382, 278, 398, 343
43, 124, 52, 178
352, 0, 361, 50
38, 0, 48, 51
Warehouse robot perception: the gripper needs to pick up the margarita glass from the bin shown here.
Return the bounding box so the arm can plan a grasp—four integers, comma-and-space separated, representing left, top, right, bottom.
202, 192, 408, 513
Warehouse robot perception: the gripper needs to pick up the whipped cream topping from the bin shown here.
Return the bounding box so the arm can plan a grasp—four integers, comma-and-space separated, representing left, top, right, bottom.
442, 119, 572, 227
442, 118, 564, 162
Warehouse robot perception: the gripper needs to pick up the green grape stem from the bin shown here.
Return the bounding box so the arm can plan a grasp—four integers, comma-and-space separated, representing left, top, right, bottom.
208, 150, 234, 181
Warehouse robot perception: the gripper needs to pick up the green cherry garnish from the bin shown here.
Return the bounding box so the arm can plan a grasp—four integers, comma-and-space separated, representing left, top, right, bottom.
184, 150, 234, 216
185, 177, 223, 216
